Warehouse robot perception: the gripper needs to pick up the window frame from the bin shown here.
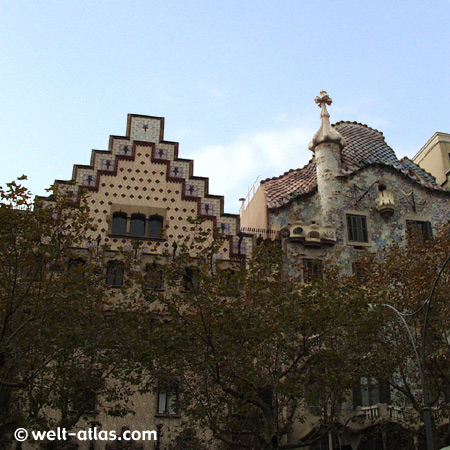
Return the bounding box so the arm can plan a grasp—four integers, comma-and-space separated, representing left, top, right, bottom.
106, 261, 124, 287
108, 205, 166, 241
156, 387, 179, 417
405, 218, 432, 243
345, 211, 371, 246
143, 263, 164, 291
147, 214, 164, 239
302, 258, 324, 283
111, 211, 128, 235
129, 213, 146, 237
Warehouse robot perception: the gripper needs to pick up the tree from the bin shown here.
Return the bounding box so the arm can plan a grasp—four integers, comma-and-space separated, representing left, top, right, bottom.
355, 225, 450, 448
0, 178, 139, 447
137, 222, 371, 450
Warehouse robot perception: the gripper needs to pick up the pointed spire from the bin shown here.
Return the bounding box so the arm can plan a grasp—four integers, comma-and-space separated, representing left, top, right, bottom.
308, 91, 346, 151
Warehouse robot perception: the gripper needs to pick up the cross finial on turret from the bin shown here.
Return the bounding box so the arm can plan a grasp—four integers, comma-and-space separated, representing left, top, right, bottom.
314, 91, 332, 108
308, 90, 346, 151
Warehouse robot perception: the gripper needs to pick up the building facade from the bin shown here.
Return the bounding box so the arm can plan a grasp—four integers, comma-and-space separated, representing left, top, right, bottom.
38, 114, 252, 450
241, 92, 450, 449
32, 95, 450, 449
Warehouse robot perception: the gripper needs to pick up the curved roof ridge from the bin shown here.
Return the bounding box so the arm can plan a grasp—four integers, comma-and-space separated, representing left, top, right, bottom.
333, 120, 385, 137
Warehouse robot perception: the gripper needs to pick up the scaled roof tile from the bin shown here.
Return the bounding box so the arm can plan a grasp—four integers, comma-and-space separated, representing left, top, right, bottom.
261, 121, 444, 210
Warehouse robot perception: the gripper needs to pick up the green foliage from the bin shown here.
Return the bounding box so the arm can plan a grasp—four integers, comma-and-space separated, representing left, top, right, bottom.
355, 226, 450, 446
0, 178, 139, 444
138, 223, 370, 449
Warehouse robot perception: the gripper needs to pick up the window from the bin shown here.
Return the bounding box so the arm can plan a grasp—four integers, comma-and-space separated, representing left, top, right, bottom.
182, 267, 199, 292
68, 258, 86, 279
144, 264, 163, 291
406, 220, 432, 242
129, 213, 146, 236
110, 210, 164, 240
352, 377, 390, 408
157, 389, 178, 415
106, 261, 124, 287
302, 258, 323, 283
351, 262, 367, 282
111, 212, 127, 235
148, 214, 164, 239
346, 214, 368, 243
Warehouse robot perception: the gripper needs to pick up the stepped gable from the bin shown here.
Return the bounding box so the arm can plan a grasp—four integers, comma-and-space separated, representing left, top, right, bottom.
45, 114, 249, 258
261, 121, 446, 210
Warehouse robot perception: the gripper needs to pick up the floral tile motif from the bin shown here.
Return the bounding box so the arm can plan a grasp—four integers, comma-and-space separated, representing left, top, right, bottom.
201, 203, 214, 216
217, 222, 231, 235
119, 144, 132, 156
154, 148, 169, 159
169, 166, 183, 178
82, 174, 96, 187
233, 240, 246, 255
101, 159, 115, 171
185, 184, 199, 197
58, 185, 79, 203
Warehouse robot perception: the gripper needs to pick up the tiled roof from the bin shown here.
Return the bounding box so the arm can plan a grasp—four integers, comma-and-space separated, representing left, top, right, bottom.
260, 161, 317, 210
399, 157, 438, 186
334, 122, 398, 172
261, 121, 444, 210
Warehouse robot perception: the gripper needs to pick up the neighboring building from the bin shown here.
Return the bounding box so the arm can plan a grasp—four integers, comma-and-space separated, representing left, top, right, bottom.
241, 91, 450, 448
39, 114, 252, 449
413, 132, 450, 188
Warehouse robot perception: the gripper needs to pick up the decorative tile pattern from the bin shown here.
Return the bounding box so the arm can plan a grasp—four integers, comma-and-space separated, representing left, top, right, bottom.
101, 159, 115, 171
129, 117, 161, 143
184, 184, 199, 197
119, 144, 132, 156
46, 114, 247, 266
82, 174, 96, 187
218, 222, 231, 235
58, 185, 79, 202
154, 148, 169, 159
201, 203, 214, 216
232, 240, 246, 255
169, 166, 184, 178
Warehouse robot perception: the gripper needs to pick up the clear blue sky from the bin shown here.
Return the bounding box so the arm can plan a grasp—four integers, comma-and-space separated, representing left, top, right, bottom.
2, 1, 450, 213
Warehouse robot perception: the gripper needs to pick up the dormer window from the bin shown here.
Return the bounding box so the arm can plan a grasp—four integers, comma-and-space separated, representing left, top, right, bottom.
112, 212, 127, 235
130, 213, 146, 237
148, 215, 164, 239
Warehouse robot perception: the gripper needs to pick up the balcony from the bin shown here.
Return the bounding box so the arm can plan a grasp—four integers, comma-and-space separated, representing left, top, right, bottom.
280, 221, 337, 246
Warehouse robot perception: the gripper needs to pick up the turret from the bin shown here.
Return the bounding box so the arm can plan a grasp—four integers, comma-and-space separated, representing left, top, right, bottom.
308, 91, 346, 224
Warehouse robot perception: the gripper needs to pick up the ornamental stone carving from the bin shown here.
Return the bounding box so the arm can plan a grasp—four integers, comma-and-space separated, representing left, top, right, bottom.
308, 91, 346, 152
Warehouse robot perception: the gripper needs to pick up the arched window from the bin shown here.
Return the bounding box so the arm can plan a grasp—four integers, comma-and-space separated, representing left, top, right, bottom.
148, 214, 164, 239
112, 212, 127, 235
106, 261, 124, 287
130, 213, 146, 236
